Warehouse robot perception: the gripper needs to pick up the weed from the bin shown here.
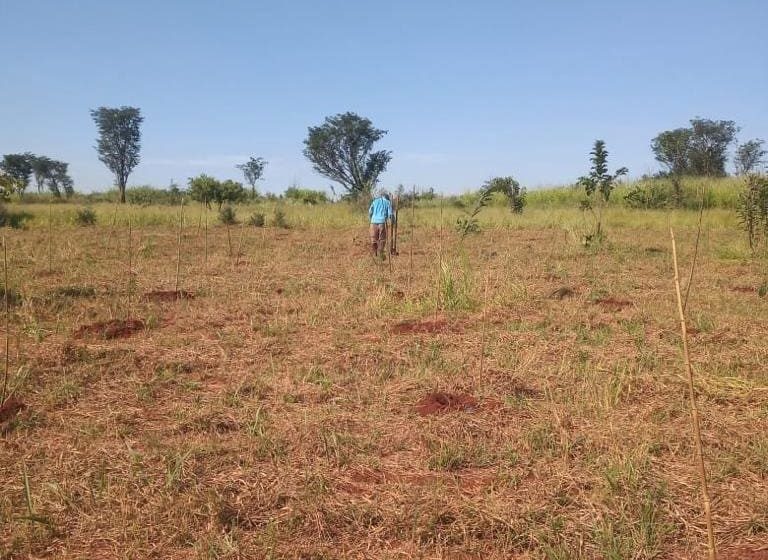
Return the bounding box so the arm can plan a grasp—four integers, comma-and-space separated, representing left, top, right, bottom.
73, 207, 97, 226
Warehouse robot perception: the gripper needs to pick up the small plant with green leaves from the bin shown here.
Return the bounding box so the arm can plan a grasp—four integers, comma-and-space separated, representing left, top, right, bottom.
578, 140, 627, 246
74, 207, 97, 226
455, 185, 495, 238
272, 205, 289, 228
247, 212, 265, 227
219, 204, 237, 225
737, 173, 768, 250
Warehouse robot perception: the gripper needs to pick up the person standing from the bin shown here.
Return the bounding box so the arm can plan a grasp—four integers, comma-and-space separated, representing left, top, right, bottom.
369, 191, 395, 258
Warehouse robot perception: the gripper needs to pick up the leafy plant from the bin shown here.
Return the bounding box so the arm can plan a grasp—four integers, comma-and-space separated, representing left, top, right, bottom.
247, 212, 265, 227
91, 106, 143, 203
236, 156, 267, 198
272, 205, 289, 228
737, 174, 768, 250
74, 207, 97, 226
578, 140, 627, 246
219, 205, 237, 225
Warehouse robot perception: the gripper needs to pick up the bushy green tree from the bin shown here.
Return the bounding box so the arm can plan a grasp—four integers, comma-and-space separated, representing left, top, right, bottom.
303, 112, 391, 199
651, 118, 738, 178
46, 160, 74, 198
284, 187, 329, 204
187, 175, 246, 210
484, 176, 526, 213
91, 106, 143, 203
735, 139, 766, 175
30, 155, 55, 194
236, 157, 267, 198
0, 153, 33, 196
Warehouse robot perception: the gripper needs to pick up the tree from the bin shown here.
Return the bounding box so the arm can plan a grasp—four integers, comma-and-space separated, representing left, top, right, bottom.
688, 118, 738, 176
651, 128, 692, 176
735, 139, 766, 175
303, 112, 391, 199
0, 153, 33, 197
30, 155, 55, 194
237, 157, 267, 198
90, 106, 143, 203
0, 170, 21, 200
46, 160, 74, 198
578, 140, 627, 245
484, 176, 527, 214
187, 175, 246, 210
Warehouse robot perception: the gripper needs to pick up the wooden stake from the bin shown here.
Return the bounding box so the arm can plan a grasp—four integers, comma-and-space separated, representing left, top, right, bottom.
479, 276, 489, 379
175, 198, 184, 293
127, 217, 133, 318
683, 187, 706, 312
671, 228, 717, 560
47, 202, 53, 274
1, 237, 9, 403
409, 186, 415, 288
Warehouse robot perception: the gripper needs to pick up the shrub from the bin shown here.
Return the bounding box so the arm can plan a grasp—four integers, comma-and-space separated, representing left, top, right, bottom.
74, 207, 97, 226
284, 187, 329, 205
272, 206, 289, 228
624, 181, 672, 209
737, 174, 768, 250
247, 212, 266, 227
0, 206, 31, 229
455, 216, 481, 237
219, 205, 237, 225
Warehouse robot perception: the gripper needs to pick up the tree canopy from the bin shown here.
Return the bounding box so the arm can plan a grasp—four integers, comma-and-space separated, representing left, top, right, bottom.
651, 118, 738, 177
236, 157, 267, 197
0, 153, 33, 196
91, 106, 143, 203
187, 174, 246, 209
734, 139, 766, 175
303, 112, 391, 199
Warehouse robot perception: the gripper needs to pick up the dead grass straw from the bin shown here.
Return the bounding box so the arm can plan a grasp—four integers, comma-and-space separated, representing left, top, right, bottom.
175, 198, 184, 293
1, 237, 8, 402
671, 227, 717, 560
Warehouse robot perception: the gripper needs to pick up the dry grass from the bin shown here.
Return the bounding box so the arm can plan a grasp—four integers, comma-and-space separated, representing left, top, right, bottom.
0, 209, 767, 559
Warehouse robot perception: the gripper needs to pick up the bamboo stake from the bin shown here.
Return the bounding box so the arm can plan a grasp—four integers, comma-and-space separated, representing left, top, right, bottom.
126, 217, 133, 318
1, 237, 9, 403
409, 186, 415, 288
671, 228, 717, 560
175, 198, 184, 293
204, 203, 209, 278
683, 188, 706, 312
47, 202, 53, 274
479, 276, 489, 379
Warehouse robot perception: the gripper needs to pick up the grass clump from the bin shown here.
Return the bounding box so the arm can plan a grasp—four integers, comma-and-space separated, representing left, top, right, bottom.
247, 212, 265, 227
219, 205, 237, 225
73, 207, 97, 226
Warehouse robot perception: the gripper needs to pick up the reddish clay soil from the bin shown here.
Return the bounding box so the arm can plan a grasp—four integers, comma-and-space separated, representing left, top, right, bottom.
721, 548, 768, 560
392, 318, 458, 334
731, 286, 757, 293
0, 397, 25, 424
141, 290, 195, 302
594, 297, 633, 311
415, 392, 478, 415
73, 319, 145, 340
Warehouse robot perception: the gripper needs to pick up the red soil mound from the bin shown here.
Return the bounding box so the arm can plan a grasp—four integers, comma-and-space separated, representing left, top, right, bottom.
721, 549, 768, 560
74, 319, 145, 340
392, 319, 456, 334
415, 392, 478, 415
594, 297, 632, 311
731, 286, 757, 293
0, 397, 25, 424
141, 290, 195, 302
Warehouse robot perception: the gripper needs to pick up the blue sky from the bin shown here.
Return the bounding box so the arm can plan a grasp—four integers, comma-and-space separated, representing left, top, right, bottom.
2, 0, 766, 194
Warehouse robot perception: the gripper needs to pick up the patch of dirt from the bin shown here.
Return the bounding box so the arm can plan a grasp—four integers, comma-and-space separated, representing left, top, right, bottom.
731, 286, 757, 294
594, 297, 632, 311
549, 286, 575, 300
415, 392, 478, 415
721, 548, 768, 560
141, 290, 195, 302
393, 318, 459, 334
0, 397, 26, 424
73, 319, 145, 340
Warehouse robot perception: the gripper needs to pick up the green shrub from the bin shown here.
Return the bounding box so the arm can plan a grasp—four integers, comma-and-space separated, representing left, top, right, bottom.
247, 212, 266, 227
74, 207, 97, 226
624, 181, 672, 209
272, 206, 289, 228
284, 187, 329, 205
219, 205, 237, 225
0, 206, 31, 229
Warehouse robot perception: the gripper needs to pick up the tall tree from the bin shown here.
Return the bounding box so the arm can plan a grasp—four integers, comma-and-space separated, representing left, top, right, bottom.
29, 155, 55, 194
734, 139, 766, 175
0, 153, 33, 197
651, 128, 692, 176
46, 160, 73, 198
687, 118, 738, 176
236, 157, 267, 198
90, 106, 143, 203
303, 112, 391, 199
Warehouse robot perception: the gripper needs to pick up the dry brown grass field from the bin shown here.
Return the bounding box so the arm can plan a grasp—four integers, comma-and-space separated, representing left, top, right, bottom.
1, 204, 767, 559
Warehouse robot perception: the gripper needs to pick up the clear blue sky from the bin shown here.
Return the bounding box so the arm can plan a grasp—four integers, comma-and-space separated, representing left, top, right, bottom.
2, 0, 766, 194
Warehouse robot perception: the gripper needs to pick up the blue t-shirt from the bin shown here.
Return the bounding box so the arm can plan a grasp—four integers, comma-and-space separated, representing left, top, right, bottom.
369, 197, 394, 224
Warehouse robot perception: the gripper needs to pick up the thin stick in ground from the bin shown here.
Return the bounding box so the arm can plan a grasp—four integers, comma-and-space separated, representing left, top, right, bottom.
670, 227, 717, 560
175, 198, 185, 293
409, 185, 415, 288
683, 187, 706, 312
47, 202, 53, 274
126, 217, 133, 319
1, 237, 9, 403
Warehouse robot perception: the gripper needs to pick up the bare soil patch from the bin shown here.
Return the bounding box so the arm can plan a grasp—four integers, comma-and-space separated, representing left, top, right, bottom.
721, 548, 768, 560
731, 285, 757, 294
393, 318, 459, 334
73, 319, 145, 340
415, 392, 478, 415
594, 297, 633, 311
141, 290, 195, 302
0, 397, 25, 424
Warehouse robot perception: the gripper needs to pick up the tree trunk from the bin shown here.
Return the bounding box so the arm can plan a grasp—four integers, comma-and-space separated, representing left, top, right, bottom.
119, 180, 126, 204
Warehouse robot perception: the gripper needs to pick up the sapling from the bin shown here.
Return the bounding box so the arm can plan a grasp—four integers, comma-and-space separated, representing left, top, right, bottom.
577, 140, 627, 246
